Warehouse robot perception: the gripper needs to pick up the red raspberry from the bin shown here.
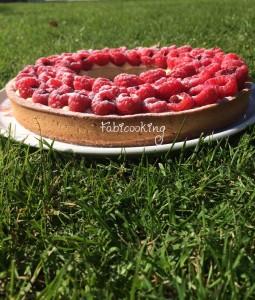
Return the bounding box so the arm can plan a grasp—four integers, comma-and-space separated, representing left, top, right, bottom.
110, 50, 126, 66
153, 53, 167, 68
126, 50, 141, 66
19, 87, 35, 99
88, 51, 110, 66
48, 90, 69, 108
204, 63, 221, 76
36, 57, 54, 66
95, 86, 120, 101
57, 84, 73, 94
68, 92, 91, 112
221, 59, 243, 69
141, 55, 155, 66
38, 72, 53, 83
32, 89, 49, 105
114, 73, 143, 87
116, 94, 142, 115
139, 48, 156, 66
17, 66, 36, 79
190, 48, 205, 58
92, 78, 112, 93
154, 78, 185, 99
81, 58, 93, 71
91, 99, 116, 115
224, 53, 241, 60
46, 78, 62, 88
166, 57, 179, 69
74, 75, 94, 91
170, 63, 197, 78
61, 57, 82, 72
167, 48, 179, 58
58, 72, 75, 88
205, 75, 238, 98
193, 86, 218, 106
200, 58, 212, 66
168, 93, 195, 111
128, 83, 156, 100
139, 69, 166, 84
189, 84, 204, 96
235, 64, 249, 89
144, 97, 168, 113
16, 77, 39, 90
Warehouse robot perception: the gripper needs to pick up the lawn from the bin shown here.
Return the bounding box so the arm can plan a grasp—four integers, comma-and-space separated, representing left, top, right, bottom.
1, 0, 255, 299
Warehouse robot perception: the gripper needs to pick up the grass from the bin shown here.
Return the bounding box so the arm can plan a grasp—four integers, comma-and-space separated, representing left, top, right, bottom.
0, 0, 255, 299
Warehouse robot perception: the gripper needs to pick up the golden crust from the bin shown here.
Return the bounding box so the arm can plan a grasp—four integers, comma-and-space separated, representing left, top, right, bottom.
6, 78, 251, 147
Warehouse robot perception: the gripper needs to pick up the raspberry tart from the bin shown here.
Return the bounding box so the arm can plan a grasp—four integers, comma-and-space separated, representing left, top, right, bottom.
6, 45, 251, 147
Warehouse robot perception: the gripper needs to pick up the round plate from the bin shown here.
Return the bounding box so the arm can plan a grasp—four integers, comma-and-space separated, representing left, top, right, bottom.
0, 85, 255, 156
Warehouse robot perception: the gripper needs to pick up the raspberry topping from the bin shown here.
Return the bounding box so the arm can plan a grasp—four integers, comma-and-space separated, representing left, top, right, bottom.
144, 97, 168, 113
116, 94, 142, 115
114, 73, 143, 88
14, 46, 249, 115
32, 89, 50, 105
140, 69, 166, 84
68, 92, 91, 112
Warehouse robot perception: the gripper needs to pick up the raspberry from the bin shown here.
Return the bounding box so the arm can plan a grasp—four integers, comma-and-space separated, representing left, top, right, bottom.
154, 78, 185, 99
235, 64, 249, 89
141, 55, 155, 66
19, 65, 36, 76
91, 99, 116, 115
193, 86, 218, 106
224, 53, 240, 60
74, 75, 94, 91
88, 51, 110, 66
167, 48, 179, 58
170, 63, 197, 78
36, 57, 54, 66
68, 92, 91, 112
16, 77, 39, 90
168, 93, 195, 111
38, 72, 53, 83
110, 50, 126, 66
139, 69, 166, 84
61, 57, 82, 72
166, 57, 180, 69
144, 97, 168, 113
95, 86, 120, 101
46, 78, 62, 88
205, 75, 238, 98
116, 94, 142, 115
114, 73, 143, 87
58, 72, 75, 88
221, 59, 243, 69
189, 84, 204, 96
19, 87, 35, 99
57, 84, 73, 94
139, 48, 156, 66
48, 90, 69, 108
92, 78, 112, 93
128, 83, 156, 100
126, 50, 141, 66
32, 89, 49, 105
153, 54, 167, 68
204, 63, 221, 75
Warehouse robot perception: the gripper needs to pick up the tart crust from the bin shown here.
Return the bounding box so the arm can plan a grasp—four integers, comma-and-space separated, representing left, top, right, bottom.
6, 79, 251, 147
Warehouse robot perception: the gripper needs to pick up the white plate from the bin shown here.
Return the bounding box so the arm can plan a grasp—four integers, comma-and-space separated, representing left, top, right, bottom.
0, 86, 255, 156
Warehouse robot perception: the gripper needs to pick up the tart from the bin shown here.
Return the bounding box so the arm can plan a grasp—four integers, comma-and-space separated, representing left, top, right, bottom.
6, 46, 251, 147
